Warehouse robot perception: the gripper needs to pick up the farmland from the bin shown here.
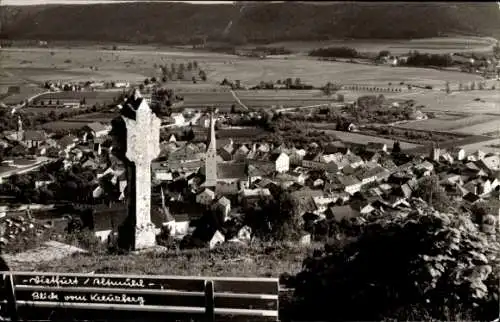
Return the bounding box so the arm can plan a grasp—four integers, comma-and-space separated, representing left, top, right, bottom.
1, 46, 485, 90
32, 90, 121, 105
269, 36, 496, 55
396, 114, 500, 132
316, 129, 421, 151
180, 90, 335, 109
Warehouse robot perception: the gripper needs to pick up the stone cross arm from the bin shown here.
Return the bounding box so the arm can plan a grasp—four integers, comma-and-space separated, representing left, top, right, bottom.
122, 109, 161, 166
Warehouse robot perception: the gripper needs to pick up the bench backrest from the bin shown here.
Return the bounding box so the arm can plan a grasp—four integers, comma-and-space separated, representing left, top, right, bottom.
0, 271, 279, 321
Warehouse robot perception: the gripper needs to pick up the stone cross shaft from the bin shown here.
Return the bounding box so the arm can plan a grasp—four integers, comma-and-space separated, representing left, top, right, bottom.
122, 99, 161, 249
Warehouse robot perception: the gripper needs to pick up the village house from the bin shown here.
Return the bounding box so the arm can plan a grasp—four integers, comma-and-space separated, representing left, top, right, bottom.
451, 147, 466, 161
288, 148, 307, 166
81, 122, 110, 142
269, 152, 290, 173
233, 145, 250, 162
213, 196, 231, 221
57, 135, 78, 154
20, 130, 47, 149
196, 188, 216, 205
337, 175, 362, 195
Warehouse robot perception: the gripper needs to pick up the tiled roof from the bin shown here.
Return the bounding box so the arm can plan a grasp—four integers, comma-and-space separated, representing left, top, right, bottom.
327, 205, 360, 221
217, 163, 247, 180
84, 122, 108, 133
23, 130, 46, 142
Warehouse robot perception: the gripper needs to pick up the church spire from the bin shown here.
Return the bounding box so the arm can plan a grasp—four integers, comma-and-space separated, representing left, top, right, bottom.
203, 110, 218, 187
17, 115, 23, 141
207, 111, 216, 151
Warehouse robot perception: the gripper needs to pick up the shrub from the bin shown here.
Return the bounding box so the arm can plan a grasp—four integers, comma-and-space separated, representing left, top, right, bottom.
293, 205, 500, 321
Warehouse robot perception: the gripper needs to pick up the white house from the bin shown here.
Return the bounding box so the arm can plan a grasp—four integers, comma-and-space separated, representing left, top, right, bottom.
451, 147, 466, 161
270, 152, 290, 173
196, 188, 215, 205
209, 230, 225, 249
338, 175, 362, 195
214, 196, 231, 221
171, 113, 186, 126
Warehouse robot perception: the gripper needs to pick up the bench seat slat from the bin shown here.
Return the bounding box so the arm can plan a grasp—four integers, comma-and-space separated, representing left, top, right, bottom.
15, 285, 205, 297
13, 289, 206, 308
214, 280, 279, 294
14, 285, 278, 300
14, 301, 206, 314
10, 274, 205, 292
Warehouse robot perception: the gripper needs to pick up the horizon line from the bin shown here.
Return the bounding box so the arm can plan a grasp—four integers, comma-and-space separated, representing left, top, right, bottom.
0, 0, 237, 6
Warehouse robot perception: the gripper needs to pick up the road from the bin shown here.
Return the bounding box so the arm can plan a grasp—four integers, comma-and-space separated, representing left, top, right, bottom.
276, 102, 344, 113
0, 157, 55, 179
229, 89, 249, 111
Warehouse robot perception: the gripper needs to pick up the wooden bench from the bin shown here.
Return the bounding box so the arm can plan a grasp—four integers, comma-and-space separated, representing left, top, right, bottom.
0, 271, 279, 321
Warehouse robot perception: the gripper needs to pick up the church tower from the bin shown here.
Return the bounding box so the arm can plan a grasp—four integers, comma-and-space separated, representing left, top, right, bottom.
430, 141, 440, 162
203, 111, 218, 187
16, 115, 24, 142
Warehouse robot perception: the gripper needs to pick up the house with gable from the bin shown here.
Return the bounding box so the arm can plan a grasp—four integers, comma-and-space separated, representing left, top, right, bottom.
196, 188, 216, 205
81, 122, 110, 142
269, 152, 290, 173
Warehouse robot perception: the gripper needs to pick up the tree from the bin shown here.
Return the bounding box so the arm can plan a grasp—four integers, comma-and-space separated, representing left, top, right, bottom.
199, 70, 207, 82
294, 78, 302, 87
445, 81, 451, 94
293, 204, 500, 321
192, 76, 197, 84
413, 175, 451, 212
322, 82, 333, 96
193, 61, 198, 70
377, 50, 391, 58
392, 141, 401, 154
187, 62, 193, 71
471, 81, 476, 91
230, 104, 236, 114
144, 78, 150, 86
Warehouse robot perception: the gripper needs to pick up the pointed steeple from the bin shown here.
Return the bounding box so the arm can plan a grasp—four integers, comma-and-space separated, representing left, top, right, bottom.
17, 115, 23, 141
207, 111, 216, 152
203, 110, 218, 187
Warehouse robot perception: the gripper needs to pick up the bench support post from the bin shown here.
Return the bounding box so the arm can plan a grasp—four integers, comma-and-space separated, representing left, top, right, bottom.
4, 273, 18, 322
204, 280, 215, 322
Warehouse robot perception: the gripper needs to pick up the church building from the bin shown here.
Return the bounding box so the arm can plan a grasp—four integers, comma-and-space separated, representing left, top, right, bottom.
201, 111, 249, 195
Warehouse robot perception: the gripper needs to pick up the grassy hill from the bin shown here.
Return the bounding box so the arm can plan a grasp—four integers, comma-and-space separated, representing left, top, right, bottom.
1, 2, 499, 44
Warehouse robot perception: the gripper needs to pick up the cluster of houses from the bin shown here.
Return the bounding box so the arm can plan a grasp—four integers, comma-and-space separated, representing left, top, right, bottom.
43, 80, 130, 92
1, 102, 499, 251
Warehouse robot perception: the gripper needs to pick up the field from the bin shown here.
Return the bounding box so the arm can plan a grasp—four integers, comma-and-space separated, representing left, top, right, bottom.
315, 129, 421, 150
40, 112, 118, 131
207, 58, 483, 88
396, 114, 500, 132
33, 90, 121, 105
268, 36, 496, 54
176, 90, 335, 109
1, 46, 484, 90
451, 119, 500, 136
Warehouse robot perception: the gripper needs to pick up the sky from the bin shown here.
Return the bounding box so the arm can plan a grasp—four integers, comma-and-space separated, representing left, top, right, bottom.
1, 0, 234, 5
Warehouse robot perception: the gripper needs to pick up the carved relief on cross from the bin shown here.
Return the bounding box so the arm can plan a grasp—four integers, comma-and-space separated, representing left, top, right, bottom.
123, 99, 161, 167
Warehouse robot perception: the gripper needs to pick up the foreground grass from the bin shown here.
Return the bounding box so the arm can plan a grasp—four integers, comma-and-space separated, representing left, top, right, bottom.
9, 242, 317, 278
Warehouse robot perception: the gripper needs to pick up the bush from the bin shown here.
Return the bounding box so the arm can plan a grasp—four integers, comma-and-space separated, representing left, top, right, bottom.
293, 206, 500, 321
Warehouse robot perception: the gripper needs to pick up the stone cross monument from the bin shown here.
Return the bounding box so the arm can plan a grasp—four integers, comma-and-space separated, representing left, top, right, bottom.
121, 89, 161, 250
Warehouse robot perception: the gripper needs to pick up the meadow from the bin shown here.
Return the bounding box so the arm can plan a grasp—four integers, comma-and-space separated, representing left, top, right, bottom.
267, 36, 496, 55
316, 129, 421, 150
396, 114, 500, 132
1, 46, 484, 90
33, 90, 121, 105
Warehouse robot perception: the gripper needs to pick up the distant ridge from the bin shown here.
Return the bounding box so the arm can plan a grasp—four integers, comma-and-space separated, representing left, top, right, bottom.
1, 2, 499, 44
